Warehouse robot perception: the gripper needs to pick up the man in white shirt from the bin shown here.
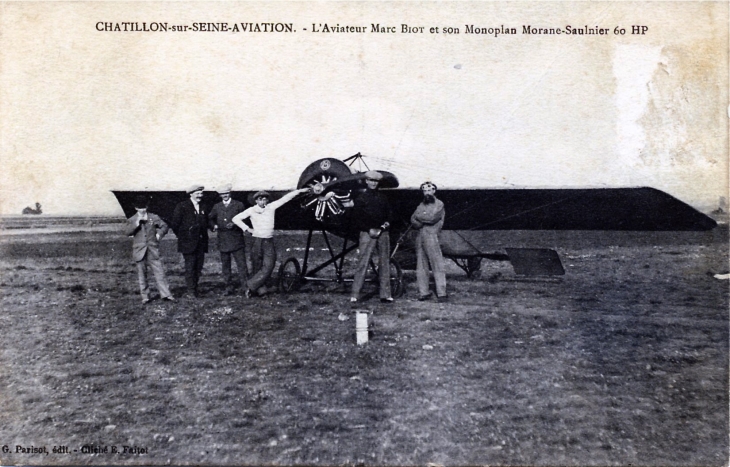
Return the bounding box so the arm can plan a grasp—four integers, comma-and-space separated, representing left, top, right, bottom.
232, 188, 309, 296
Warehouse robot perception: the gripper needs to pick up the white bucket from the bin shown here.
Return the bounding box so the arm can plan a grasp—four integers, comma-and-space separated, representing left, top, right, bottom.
356, 312, 368, 345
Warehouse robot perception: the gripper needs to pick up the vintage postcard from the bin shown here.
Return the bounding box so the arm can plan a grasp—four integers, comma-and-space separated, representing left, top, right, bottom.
0, 1, 727, 466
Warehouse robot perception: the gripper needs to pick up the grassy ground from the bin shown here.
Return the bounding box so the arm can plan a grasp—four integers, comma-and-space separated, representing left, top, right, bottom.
0, 227, 727, 466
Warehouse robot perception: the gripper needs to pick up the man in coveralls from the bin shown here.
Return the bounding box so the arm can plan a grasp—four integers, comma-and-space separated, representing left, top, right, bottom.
410, 181, 447, 301
171, 185, 209, 297
348, 170, 394, 304
208, 184, 248, 295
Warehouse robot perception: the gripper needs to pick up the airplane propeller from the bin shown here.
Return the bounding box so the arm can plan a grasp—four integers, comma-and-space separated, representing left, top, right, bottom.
296, 157, 399, 222
301, 174, 352, 221
297, 158, 353, 222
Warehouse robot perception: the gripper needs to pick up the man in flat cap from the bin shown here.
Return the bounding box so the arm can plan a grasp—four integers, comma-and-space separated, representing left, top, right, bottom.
347, 170, 394, 303
410, 181, 447, 301
171, 185, 209, 297
125, 195, 174, 303
208, 184, 248, 296
232, 187, 309, 296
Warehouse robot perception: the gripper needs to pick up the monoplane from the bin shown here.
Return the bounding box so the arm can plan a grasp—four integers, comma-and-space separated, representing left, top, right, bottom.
113, 153, 717, 295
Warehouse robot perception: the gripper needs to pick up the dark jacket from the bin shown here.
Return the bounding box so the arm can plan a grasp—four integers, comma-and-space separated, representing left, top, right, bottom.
171, 199, 209, 254
351, 189, 391, 232
208, 200, 246, 253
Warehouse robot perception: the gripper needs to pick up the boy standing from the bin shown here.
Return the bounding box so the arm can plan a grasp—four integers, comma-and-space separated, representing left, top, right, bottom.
232, 188, 309, 296
125, 195, 174, 303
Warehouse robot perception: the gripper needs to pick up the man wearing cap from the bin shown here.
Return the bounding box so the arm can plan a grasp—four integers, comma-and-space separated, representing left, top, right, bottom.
208, 184, 248, 295
410, 181, 447, 301
347, 170, 394, 303
171, 185, 209, 297
232, 187, 309, 296
124, 195, 174, 303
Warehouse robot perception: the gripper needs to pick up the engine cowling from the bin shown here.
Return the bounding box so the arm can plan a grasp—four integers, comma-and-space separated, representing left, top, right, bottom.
297, 158, 353, 189
297, 157, 399, 224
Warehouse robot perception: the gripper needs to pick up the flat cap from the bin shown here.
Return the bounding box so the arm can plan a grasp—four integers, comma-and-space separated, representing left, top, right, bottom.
217, 183, 232, 194
364, 170, 383, 181
186, 185, 204, 194
253, 190, 271, 200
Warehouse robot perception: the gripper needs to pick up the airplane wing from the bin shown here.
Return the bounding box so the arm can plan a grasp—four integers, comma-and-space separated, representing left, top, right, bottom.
112, 190, 320, 230
392, 187, 717, 231
112, 186, 716, 232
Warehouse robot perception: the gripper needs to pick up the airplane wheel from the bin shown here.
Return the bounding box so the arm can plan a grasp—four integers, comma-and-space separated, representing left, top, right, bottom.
372, 258, 404, 298
389, 258, 404, 298
278, 257, 301, 293
466, 257, 482, 279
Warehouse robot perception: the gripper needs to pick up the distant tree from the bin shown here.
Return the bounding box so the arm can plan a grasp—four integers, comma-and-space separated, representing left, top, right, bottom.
712, 197, 727, 215
22, 202, 42, 215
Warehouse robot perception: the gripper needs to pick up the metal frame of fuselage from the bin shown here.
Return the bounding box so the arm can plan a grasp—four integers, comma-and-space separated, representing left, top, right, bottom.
293, 228, 400, 289
298, 228, 359, 284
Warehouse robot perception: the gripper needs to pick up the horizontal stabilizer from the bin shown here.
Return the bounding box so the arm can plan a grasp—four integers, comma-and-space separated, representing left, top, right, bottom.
439, 230, 482, 256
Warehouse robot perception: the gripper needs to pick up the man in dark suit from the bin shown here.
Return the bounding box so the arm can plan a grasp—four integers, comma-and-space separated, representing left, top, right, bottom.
208, 184, 248, 295
171, 185, 209, 297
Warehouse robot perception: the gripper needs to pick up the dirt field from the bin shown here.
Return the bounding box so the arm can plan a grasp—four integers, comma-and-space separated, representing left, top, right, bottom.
0, 224, 727, 466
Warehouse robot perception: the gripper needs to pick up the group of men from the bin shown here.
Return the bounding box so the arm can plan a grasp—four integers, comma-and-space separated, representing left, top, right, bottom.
125, 172, 448, 304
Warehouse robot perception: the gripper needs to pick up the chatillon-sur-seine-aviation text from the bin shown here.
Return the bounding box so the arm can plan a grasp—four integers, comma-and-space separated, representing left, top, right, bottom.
95, 22, 649, 37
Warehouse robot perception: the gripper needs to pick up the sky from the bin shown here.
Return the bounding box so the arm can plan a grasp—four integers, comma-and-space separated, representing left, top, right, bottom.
0, 1, 727, 215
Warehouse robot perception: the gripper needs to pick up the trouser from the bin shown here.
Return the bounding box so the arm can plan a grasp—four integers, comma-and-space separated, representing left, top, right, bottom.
416, 231, 447, 297
248, 237, 276, 293
221, 247, 248, 291
136, 253, 172, 300
351, 230, 391, 299
183, 248, 205, 293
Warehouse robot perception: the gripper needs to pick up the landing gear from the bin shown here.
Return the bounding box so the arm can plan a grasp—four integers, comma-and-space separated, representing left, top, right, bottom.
466, 257, 482, 279
388, 258, 404, 298
276, 229, 405, 298
451, 256, 483, 279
